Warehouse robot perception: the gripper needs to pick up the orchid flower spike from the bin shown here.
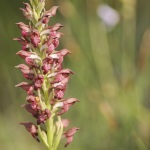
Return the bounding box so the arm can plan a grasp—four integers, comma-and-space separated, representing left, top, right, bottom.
15, 0, 79, 149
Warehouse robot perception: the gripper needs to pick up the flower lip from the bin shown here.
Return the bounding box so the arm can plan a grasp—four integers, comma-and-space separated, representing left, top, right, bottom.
15, 82, 28, 87
16, 22, 30, 30
15, 64, 30, 69
49, 23, 64, 31
64, 127, 80, 137
59, 68, 74, 75
16, 50, 30, 58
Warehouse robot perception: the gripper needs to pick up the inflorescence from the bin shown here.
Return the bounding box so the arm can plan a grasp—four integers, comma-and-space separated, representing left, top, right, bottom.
15, 0, 79, 149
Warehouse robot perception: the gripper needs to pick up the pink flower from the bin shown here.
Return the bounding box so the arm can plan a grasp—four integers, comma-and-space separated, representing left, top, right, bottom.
16, 50, 32, 59
50, 49, 71, 64
20, 3, 33, 20
57, 101, 69, 115
41, 23, 63, 36
51, 68, 74, 84
37, 109, 51, 125
58, 98, 79, 115
14, 37, 30, 51
16, 22, 30, 37
15, 64, 30, 73
56, 119, 70, 129
15, 64, 35, 80
40, 38, 59, 53
26, 95, 37, 103
42, 57, 53, 74
61, 119, 70, 128
37, 6, 59, 25
50, 23, 64, 31
22, 103, 40, 118
66, 98, 80, 107
54, 89, 65, 99
15, 82, 34, 95
30, 29, 40, 48
20, 122, 39, 141
53, 98, 79, 115
64, 127, 80, 147
16, 51, 41, 67
34, 75, 44, 90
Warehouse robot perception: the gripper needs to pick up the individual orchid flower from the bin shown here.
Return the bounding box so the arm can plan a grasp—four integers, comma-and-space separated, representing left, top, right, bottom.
20, 122, 39, 142
20, 3, 33, 20
64, 127, 80, 147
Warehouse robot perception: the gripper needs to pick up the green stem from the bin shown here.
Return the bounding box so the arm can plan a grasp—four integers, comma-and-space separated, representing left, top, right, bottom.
53, 116, 63, 150
37, 89, 46, 110
43, 84, 55, 149
38, 125, 49, 148
46, 118, 54, 149
43, 79, 51, 109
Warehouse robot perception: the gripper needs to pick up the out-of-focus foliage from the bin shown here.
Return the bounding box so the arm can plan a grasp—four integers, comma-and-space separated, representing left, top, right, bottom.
1, 0, 150, 149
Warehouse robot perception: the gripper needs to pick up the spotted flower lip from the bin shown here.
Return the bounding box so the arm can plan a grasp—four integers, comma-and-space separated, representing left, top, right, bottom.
37, 109, 51, 125
30, 29, 41, 48
15, 0, 79, 149
34, 75, 44, 90
26, 95, 37, 103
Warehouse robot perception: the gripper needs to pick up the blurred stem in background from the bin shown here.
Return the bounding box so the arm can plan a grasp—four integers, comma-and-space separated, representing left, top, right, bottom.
121, 0, 136, 86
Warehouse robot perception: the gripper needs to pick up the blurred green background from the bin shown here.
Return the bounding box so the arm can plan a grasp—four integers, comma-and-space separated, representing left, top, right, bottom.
1, 0, 150, 149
